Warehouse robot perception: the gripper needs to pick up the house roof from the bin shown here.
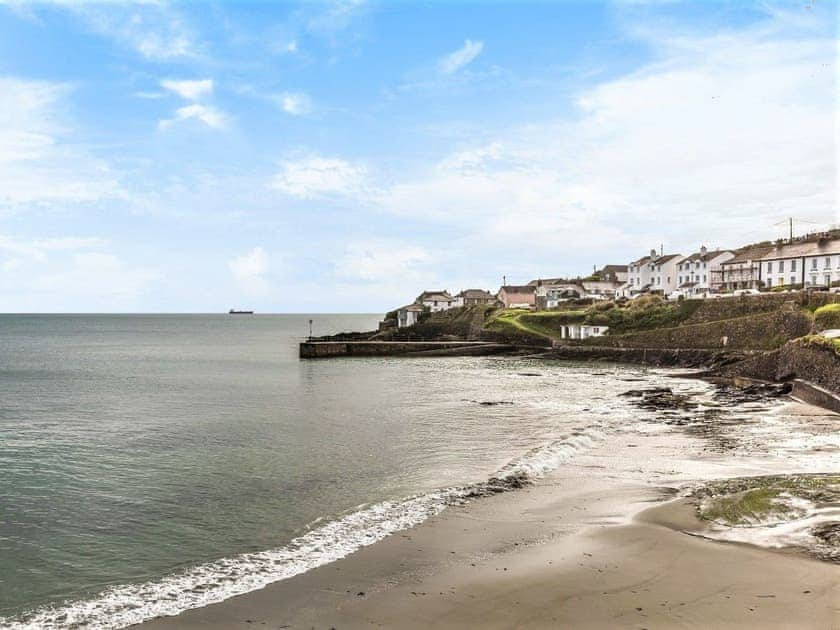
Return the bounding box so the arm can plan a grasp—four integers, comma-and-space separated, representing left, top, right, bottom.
527, 277, 571, 286
500, 285, 536, 294
599, 264, 628, 274
653, 254, 683, 264
398, 303, 424, 312
759, 238, 840, 261
628, 256, 651, 267
679, 282, 698, 288
417, 290, 454, 302
680, 249, 734, 263
457, 289, 494, 298
724, 244, 776, 264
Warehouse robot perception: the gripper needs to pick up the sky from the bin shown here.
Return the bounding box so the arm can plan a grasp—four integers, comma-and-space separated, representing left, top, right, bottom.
0, 0, 836, 312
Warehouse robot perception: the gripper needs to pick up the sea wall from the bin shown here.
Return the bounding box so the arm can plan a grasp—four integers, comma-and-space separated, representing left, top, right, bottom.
777, 341, 840, 395
540, 345, 748, 368
300, 341, 511, 358
585, 309, 811, 351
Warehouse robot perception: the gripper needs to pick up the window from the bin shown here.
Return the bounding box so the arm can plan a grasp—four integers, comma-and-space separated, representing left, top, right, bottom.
825, 274, 832, 286
791, 259, 796, 272
767, 262, 773, 273
790, 276, 796, 286
779, 260, 785, 273
767, 278, 772, 287
811, 258, 817, 270
667, 277, 670, 283
703, 275, 707, 282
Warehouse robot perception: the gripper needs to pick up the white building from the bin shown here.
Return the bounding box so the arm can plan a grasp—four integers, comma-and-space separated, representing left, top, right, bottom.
717, 245, 775, 291
760, 238, 840, 289
623, 250, 682, 296
557, 323, 609, 340
416, 290, 456, 312
396, 303, 424, 328
676, 246, 735, 296
542, 284, 584, 309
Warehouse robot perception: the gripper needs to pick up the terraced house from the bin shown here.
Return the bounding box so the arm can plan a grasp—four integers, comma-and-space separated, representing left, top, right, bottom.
676, 246, 735, 296
622, 250, 683, 296
760, 237, 840, 289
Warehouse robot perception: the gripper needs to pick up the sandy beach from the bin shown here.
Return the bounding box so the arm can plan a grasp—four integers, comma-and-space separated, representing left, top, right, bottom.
139, 400, 840, 629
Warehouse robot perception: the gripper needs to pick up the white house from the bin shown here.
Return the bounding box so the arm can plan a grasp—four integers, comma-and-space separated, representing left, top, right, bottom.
417, 290, 456, 312
396, 303, 424, 328
623, 250, 682, 296
676, 246, 735, 296
718, 244, 775, 291
543, 284, 584, 308
557, 323, 609, 340
760, 238, 840, 289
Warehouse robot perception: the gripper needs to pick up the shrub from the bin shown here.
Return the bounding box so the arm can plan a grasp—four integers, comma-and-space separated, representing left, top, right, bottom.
814, 304, 840, 331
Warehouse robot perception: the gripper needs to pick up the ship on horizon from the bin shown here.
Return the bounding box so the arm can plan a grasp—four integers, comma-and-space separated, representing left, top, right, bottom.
228, 309, 255, 315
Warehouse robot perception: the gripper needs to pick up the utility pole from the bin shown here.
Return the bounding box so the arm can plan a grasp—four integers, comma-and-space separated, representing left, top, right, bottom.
503, 275, 506, 286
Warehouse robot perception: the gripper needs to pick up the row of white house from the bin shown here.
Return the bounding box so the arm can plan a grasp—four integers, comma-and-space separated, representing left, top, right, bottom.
392, 233, 840, 327
620, 235, 840, 297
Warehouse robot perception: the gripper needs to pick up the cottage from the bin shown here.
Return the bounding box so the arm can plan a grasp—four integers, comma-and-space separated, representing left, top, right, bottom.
595, 265, 628, 283
395, 303, 424, 328
454, 289, 497, 307
416, 290, 456, 312
558, 323, 609, 340
498, 285, 536, 309
676, 246, 735, 296
544, 284, 584, 308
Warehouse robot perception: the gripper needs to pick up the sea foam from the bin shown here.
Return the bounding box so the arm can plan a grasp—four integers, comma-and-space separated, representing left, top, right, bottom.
2, 426, 605, 629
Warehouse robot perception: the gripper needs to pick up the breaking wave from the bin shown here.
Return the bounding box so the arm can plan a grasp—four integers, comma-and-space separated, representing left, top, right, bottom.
2, 426, 606, 630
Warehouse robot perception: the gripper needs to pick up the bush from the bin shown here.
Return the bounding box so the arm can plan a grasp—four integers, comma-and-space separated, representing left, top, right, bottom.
814, 304, 840, 331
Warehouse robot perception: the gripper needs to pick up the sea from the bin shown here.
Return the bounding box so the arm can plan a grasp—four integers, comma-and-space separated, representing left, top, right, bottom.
0, 314, 837, 629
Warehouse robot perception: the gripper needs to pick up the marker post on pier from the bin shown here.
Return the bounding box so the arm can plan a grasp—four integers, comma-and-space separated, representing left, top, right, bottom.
308, 319, 313, 342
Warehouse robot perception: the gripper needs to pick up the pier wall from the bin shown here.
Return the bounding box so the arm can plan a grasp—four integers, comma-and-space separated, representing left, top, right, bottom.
299, 341, 512, 358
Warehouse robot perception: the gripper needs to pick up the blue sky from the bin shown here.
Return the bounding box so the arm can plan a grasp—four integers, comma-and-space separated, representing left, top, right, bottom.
0, 0, 835, 312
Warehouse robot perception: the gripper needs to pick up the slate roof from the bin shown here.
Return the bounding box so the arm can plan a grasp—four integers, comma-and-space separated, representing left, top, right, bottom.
760, 238, 840, 260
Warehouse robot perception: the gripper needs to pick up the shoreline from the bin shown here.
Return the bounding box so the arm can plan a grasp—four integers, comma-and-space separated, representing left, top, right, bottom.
137, 398, 840, 630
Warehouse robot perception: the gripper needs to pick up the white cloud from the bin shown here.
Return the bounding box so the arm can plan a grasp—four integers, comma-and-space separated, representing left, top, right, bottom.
269, 156, 368, 199
159, 104, 227, 130
278, 92, 312, 116
228, 247, 271, 296
2, 2, 200, 60
160, 79, 213, 100
336, 239, 432, 283
0, 235, 157, 310
439, 39, 484, 74
372, 14, 835, 275
0, 77, 123, 208
286, 39, 298, 53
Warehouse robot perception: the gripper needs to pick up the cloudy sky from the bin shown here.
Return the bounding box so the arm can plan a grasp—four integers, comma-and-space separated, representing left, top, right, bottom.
0, 0, 835, 312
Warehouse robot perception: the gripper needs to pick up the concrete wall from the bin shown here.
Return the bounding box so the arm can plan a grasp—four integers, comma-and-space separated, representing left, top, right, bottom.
586, 309, 811, 351
777, 341, 840, 395
300, 341, 503, 358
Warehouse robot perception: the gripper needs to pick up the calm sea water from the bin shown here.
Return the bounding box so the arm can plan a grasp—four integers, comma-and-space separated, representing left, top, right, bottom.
0, 314, 809, 628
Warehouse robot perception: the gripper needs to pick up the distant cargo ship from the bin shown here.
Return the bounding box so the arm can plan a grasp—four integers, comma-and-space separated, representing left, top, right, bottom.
228, 309, 254, 315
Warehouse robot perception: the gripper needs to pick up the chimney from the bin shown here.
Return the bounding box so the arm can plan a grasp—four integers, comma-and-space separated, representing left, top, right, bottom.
650, 248, 657, 259
700, 245, 707, 256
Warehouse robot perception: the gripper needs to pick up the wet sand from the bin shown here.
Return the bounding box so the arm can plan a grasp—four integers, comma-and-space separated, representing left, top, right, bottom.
138, 402, 840, 629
